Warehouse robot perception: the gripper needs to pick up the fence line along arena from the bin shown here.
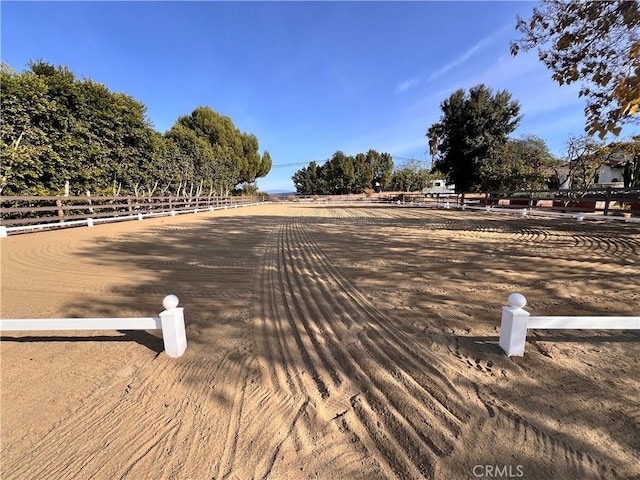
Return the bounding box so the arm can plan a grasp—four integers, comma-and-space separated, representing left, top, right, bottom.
1, 203, 638, 479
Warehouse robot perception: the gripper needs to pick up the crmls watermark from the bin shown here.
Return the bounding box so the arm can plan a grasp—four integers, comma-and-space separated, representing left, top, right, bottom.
472, 464, 524, 478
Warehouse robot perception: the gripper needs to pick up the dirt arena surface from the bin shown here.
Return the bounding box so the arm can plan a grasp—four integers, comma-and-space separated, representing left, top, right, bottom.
1, 203, 639, 480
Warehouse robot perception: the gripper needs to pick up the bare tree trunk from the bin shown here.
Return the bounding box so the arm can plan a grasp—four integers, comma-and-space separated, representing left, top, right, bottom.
86, 190, 94, 214
148, 180, 159, 197
161, 181, 172, 196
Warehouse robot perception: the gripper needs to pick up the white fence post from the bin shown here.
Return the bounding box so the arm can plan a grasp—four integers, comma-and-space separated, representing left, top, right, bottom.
0, 226, 7, 238
159, 295, 187, 358
87, 218, 94, 227
499, 293, 530, 356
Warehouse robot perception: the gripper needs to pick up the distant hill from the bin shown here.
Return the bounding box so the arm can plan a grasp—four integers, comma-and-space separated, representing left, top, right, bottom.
266, 189, 295, 195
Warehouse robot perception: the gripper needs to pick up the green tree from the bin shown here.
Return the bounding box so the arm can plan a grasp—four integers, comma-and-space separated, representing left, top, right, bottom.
291, 149, 393, 195
353, 152, 373, 193
430, 84, 522, 192
322, 151, 356, 194
258, 151, 273, 178
426, 122, 443, 168
390, 160, 434, 192
292, 161, 322, 195
1, 62, 269, 196
1, 61, 157, 195
377, 152, 394, 191
212, 144, 241, 196
170, 106, 269, 189
239, 133, 262, 183
1, 67, 55, 194
512, 0, 640, 138
479, 135, 559, 191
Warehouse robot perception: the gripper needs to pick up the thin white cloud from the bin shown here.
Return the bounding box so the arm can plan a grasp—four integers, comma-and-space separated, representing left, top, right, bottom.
428, 43, 484, 82
395, 78, 419, 94
427, 22, 513, 83
472, 50, 543, 89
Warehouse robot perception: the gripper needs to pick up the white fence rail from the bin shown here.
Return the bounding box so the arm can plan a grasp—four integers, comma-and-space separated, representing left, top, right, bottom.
461, 205, 640, 223
499, 293, 640, 356
0, 201, 269, 237
0, 295, 187, 357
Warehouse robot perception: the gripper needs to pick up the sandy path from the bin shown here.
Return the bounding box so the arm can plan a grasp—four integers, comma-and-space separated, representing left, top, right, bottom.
1, 203, 639, 479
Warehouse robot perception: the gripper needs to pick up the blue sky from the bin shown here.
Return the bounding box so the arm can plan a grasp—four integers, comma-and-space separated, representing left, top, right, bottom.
2, 1, 637, 192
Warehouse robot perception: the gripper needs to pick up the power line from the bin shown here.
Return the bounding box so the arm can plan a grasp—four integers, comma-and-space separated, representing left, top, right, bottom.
271, 154, 430, 169
270, 161, 324, 169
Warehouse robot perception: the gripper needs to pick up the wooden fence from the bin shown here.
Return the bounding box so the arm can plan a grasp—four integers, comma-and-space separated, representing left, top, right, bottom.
459, 187, 640, 217
0, 295, 187, 357
0, 194, 267, 233
499, 293, 639, 356
278, 187, 640, 218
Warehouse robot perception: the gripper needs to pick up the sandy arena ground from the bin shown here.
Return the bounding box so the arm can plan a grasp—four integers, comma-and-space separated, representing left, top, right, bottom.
1, 203, 639, 480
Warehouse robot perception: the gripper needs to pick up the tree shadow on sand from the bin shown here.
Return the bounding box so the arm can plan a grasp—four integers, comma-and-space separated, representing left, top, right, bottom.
14, 207, 639, 478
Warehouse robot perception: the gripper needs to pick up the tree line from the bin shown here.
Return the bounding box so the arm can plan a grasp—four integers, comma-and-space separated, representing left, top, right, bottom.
292, 149, 447, 195
0, 61, 272, 196
292, 150, 393, 195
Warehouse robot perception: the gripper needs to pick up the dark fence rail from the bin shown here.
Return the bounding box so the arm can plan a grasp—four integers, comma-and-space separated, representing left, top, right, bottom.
0, 194, 267, 227
277, 187, 640, 218
457, 187, 640, 217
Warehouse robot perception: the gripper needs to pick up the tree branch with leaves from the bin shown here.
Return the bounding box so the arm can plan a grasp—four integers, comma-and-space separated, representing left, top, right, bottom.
512, 0, 639, 138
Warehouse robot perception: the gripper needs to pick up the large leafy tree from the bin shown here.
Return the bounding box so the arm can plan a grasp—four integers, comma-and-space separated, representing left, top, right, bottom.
479, 135, 559, 191
426, 123, 443, 168
429, 84, 522, 192
1, 66, 57, 194
323, 151, 356, 194
512, 0, 640, 138
0, 61, 156, 195
292, 161, 322, 195
371, 150, 394, 192
258, 151, 272, 178
390, 160, 435, 192
169, 106, 271, 191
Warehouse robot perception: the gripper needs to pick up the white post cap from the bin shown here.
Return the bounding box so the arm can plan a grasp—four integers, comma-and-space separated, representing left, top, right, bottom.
508, 293, 527, 309
162, 294, 180, 310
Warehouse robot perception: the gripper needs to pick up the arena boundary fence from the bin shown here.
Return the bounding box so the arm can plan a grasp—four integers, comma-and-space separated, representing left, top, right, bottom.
278, 190, 640, 223
0, 194, 269, 236
499, 293, 640, 356
0, 295, 187, 357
